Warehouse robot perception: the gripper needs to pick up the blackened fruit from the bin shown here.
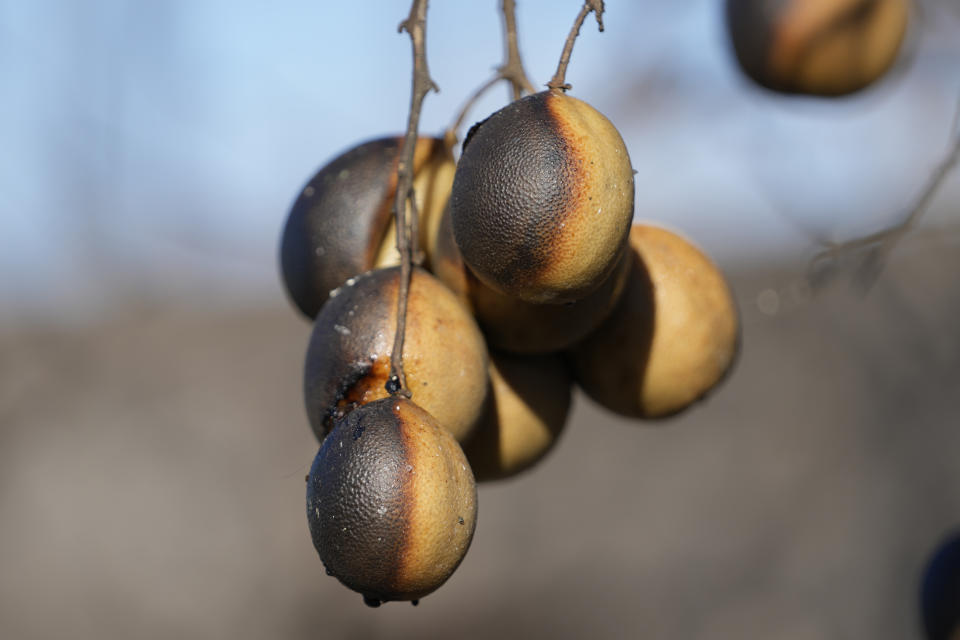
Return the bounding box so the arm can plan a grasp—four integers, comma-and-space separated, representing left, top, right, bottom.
450, 90, 634, 304
306, 397, 477, 605
726, 0, 910, 97
921, 531, 960, 640
462, 352, 572, 482
303, 266, 488, 443
280, 136, 454, 318
570, 224, 739, 419
432, 203, 631, 354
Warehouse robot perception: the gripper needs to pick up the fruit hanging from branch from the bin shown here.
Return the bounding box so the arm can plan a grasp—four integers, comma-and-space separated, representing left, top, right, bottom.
281, 0, 744, 607
306, 397, 477, 607
450, 90, 635, 304
280, 136, 453, 319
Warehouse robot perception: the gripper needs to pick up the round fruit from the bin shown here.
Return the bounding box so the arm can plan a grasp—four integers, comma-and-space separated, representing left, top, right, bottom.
726, 0, 910, 96
921, 531, 960, 640
306, 397, 477, 606
280, 136, 454, 318
450, 89, 634, 304
433, 203, 631, 354
303, 266, 488, 443
462, 352, 572, 481
570, 224, 739, 419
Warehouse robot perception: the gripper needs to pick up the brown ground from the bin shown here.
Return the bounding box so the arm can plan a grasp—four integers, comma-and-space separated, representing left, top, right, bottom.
2, 238, 959, 639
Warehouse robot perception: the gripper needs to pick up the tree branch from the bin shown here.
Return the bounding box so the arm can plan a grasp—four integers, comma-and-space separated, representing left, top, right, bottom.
446, 0, 537, 146
808, 98, 960, 292
500, 0, 537, 100
388, 0, 437, 397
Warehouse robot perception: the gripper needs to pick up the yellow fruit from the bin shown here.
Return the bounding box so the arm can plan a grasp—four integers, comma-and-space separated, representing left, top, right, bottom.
304, 266, 488, 443
463, 352, 572, 481
571, 224, 739, 418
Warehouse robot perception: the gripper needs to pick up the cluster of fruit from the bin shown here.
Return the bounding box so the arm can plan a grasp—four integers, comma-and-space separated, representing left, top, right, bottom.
726, 0, 911, 97
280, 88, 738, 606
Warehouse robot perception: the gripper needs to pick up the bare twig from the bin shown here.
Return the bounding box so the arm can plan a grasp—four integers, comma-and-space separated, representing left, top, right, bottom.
448, 75, 502, 145
808, 99, 960, 292
388, 0, 437, 397
547, 0, 605, 92
407, 194, 425, 267
446, 0, 537, 145
500, 0, 537, 100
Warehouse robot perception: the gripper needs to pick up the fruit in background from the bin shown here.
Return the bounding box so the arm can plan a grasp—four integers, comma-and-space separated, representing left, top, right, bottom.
921, 531, 960, 640
462, 352, 572, 482
450, 90, 635, 304
307, 397, 477, 607
570, 224, 739, 419
280, 136, 454, 318
431, 204, 631, 354
303, 266, 488, 443
725, 0, 910, 96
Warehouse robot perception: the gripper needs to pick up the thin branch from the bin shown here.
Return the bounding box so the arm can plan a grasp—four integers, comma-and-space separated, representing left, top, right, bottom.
448, 75, 502, 146
500, 0, 537, 100
388, 0, 437, 397
807, 98, 960, 292
547, 0, 605, 92
445, 0, 537, 146
407, 194, 425, 267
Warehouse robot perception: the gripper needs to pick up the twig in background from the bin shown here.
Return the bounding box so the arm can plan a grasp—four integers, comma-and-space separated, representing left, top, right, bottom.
808, 97, 960, 293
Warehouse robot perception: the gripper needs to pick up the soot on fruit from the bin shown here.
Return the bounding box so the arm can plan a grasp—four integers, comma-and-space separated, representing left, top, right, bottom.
303, 266, 488, 443
450, 90, 634, 304
280, 136, 454, 318
431, 203, 631, 354
306, 397, 477, 605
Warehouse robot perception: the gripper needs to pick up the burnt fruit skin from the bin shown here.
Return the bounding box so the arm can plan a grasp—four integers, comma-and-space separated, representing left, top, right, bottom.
450, 90, 634, 304
280, 136, 447, 318
303, 266, 488, 444
432, 203, 631, 354
307, 397, 477, 605
725, 0, 910, 96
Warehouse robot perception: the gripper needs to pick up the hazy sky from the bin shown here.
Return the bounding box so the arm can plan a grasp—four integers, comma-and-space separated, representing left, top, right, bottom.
2, 1, 959, 321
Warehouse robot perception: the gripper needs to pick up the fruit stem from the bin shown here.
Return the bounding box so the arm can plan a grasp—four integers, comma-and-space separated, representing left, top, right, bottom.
391, 0, 437, 397
547, 0, 605, 92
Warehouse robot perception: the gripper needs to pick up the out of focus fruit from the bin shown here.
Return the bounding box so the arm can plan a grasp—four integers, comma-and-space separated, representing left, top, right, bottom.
462, 352, 572, 481
570, 224, 739, 419
726, 0, 910, 96
921, 531, 960, 640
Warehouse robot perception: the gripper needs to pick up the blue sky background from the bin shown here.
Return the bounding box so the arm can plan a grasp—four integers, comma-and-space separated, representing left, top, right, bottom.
2, 0, 959, 323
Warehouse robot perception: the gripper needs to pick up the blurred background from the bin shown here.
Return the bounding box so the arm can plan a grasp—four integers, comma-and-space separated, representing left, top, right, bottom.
1, 0, 959, 637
